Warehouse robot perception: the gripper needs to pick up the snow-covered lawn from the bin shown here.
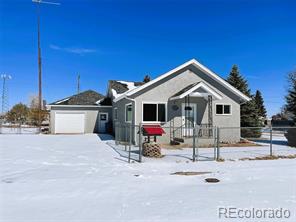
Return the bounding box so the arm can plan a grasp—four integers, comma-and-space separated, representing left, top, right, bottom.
1, 134, 296, 222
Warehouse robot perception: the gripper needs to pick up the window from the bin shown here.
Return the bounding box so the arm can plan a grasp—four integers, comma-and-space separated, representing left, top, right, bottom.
114, 108, 118, 120
143, 103, 166, 122
100, 114, 107, 121
158, 104, 166, 122
125, 104, 132, 122
143, 104, 157, 121
216, 104, 231, 115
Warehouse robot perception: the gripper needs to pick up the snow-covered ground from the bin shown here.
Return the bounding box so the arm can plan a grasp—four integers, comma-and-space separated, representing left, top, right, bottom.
1, 134, 296, 222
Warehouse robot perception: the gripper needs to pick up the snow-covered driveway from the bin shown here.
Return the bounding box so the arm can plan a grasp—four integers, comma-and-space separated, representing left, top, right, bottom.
0, 134, 296, 222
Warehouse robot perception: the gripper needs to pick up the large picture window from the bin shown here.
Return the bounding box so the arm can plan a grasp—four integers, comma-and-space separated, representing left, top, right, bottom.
125, 104, 132, 122
216, 104, 231, 115
143, 103, 166, 122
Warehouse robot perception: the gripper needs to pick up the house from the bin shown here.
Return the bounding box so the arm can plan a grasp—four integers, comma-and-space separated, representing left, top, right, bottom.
110, 59, 250, 144
48, 59, 250, 144
47, 90, 112, 134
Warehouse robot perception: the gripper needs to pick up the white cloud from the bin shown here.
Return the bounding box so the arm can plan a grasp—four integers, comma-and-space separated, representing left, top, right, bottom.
49, 44, 61, 50
49, 44, 96, 55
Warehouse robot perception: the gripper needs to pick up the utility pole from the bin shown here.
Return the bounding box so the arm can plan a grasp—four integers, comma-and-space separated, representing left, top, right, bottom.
1, 74, 12, 114
77, 74, 80, 94
32, 0, 60, 129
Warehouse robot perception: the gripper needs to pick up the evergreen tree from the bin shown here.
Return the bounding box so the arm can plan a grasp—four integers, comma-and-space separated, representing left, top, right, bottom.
143, 75, 151, 83
286, 70, 296, 122
227, 65, 251, 96
227, 65, 261, 137
254, 90, 267, 118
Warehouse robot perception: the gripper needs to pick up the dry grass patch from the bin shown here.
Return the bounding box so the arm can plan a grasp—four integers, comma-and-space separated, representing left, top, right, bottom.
240, 154, 296, 161
161, 140, 260, 150
220, 143, 261, 147
171, 171, 211, 176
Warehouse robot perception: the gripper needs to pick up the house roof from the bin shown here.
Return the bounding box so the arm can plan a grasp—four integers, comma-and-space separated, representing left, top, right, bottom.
109, 80, 145, 98
171, 82, 200, 97
50, 90, 105, 106
114, 59, 251, 103
97, 97, 112, 106
170, 82, 223, 100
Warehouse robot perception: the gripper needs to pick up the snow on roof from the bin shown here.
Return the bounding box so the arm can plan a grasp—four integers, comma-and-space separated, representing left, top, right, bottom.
55, 97, 70, 104
118, 81, 138, 91
95, 99, 103, 105
109, 80, 145, 99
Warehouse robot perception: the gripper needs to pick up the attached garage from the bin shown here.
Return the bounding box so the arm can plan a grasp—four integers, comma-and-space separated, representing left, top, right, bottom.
47, 90, 112, 134
55, 112, 85, 134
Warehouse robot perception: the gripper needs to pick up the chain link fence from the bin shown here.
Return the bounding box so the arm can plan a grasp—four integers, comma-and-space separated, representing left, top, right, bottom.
217, 126, 296, 160
112, 123, 296, 163
106, 122, 142, 163
0, 124, 41, 134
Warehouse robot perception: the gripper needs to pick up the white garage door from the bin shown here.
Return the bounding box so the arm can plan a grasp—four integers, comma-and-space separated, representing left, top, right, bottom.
55, 112, 85, 134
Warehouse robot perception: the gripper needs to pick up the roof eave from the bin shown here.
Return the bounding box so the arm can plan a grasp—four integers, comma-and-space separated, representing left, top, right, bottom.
114, 59, 251, 103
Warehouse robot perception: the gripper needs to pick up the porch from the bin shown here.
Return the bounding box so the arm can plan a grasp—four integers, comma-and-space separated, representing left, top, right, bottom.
167, 82, 222, 145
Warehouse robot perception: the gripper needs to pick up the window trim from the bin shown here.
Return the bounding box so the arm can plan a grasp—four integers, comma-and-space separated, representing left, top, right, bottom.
113, 107, 118, 120
125, 103, 133, 123
215, 103, 232, 116
142, 102, 167, 123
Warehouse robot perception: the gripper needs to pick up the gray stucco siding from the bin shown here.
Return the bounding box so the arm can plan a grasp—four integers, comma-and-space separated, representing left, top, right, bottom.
132, 69, 240, 126
130, 68, 241, 143
113, 67, 243, 144
112, 98, 137, 143
50, 106, 112, 134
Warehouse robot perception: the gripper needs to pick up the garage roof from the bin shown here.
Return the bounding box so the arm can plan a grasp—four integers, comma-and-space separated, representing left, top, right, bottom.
50, 90, 106, 106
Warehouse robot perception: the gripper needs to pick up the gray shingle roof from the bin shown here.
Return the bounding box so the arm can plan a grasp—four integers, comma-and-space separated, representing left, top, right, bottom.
50, 90, 105, 105
109, 80, 145, 94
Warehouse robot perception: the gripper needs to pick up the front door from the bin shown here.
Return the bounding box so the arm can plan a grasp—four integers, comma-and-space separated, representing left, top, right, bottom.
182, 103, 197, 137
98, 113, 108, 133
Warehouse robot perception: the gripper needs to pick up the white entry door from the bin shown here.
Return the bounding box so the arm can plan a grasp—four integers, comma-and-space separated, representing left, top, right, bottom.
182, 103, 197, 137
98, 113, 108, 133
55, 112, 85, 134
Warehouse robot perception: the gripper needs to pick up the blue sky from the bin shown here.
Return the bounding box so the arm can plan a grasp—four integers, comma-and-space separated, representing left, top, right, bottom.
0, 0, 296, 117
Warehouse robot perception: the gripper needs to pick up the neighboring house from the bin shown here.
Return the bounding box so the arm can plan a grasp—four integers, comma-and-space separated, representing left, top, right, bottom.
48, 59, 250, 145
47, 90, 112, 134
